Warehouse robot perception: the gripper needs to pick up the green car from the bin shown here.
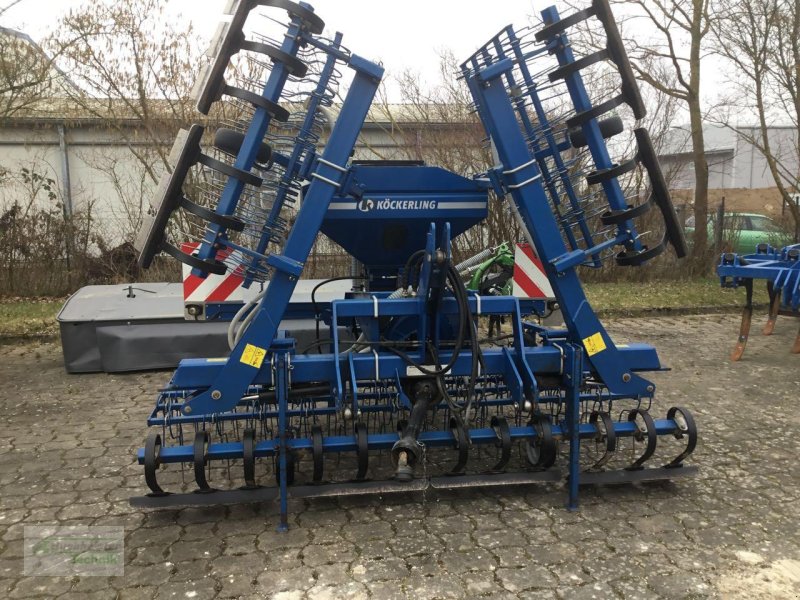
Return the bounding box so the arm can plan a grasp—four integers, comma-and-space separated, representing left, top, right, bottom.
684, 212, 793, 255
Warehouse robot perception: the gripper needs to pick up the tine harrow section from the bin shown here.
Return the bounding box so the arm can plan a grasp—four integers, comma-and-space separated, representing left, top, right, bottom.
129, 0, 697, 532
718, 243, 800, 360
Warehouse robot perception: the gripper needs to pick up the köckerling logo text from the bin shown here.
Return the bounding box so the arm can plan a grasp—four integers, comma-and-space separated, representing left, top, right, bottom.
358, 198, 438, 212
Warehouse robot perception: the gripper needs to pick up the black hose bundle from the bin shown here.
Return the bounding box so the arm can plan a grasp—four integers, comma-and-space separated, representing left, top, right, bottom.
382, 254, 484, 422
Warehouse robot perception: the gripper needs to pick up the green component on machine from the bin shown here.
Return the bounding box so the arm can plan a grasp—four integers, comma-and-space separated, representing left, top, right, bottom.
461, 242, 515, 296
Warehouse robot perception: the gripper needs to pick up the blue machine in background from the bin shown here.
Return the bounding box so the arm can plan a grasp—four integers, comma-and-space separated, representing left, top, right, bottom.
132, 0, 697, 531
718, 243, 800, 360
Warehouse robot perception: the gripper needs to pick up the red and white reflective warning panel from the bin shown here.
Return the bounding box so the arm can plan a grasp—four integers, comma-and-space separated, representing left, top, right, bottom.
512, 243, 554, 299
181, 242, 258, 304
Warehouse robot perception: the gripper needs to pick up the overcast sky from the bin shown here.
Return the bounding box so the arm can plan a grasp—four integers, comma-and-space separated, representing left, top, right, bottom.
2, 0, 548, 97
2, 0, 738, 120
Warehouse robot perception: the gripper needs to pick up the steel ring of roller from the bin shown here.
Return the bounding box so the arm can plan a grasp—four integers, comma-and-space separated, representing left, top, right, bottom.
490, 415, 512, 473
193, 430, 215, 493
144, 431, 169, 497
626, 408, 657, 470
241, 428, 258, 490
600, 197, 653, 226
449, 417, 470, 475
526, 413, 557, 469
587, 411, 616, 470
664, 407, 698, 469
240, 40, 308, 78
311, 424, 324, 483
615, 237, 668, 267
355, 422, 369, 481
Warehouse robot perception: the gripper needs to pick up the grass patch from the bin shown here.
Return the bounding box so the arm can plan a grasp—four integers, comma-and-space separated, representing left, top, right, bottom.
584, 278, 767, 315
0, 279, 761, 339
0, 297, 63, 339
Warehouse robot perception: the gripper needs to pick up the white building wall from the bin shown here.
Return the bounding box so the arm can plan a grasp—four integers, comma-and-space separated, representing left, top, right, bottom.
0, 123, 161, 242
660, 124, 799, 191
0, 120, 422, 247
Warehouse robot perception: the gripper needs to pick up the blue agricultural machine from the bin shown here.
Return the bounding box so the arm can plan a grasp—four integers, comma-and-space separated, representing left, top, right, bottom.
718, 243, 800, 361
132, 0, 698, 530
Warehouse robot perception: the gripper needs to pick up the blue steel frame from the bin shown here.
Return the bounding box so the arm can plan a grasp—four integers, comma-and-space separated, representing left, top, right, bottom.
134, 3, 697, 530
179, 56, 384, 418
718, 244, 800, 311
717, 243, 800, 359
459, 14, 656, 399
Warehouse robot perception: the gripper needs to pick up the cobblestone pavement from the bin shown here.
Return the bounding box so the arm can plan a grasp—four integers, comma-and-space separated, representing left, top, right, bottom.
1, 313, 800, 599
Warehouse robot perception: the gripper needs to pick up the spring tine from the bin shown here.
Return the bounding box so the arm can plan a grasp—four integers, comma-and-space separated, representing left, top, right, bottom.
731, 279, 754, 362
764, 282, 781, 335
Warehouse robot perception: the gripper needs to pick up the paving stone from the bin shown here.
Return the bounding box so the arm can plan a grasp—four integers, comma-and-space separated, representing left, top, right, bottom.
70, 575, 116, 593
404, 572, 467, 599
123, 563, 173, 586
210, 552, 268, 576
490, 546, 528, 569
152, 581, 216, 600
363, 579, 407, 600
549, 561, 594, 587
265, 548, 303, 571
306, 580, 369, 599
167, 559, 211, 582
216, 573, 259, 598
341, 520, 394, 542
351, 557, 407, 582
462, 571, 504, 596
496, 565, 556, 592
270, 592, 304, 600
301, 543, 357, 567
116, 586, 158, 600
556, 581, 616, 600
1, 317, 799, 598
647, 571, 713, 599
312, 563, 354, 587
221, 534, 260, 556
9, 576, 73, 598
256, 567, 315, 593
438, 549, 493, 574
167, 538, 223, 563
55, 591, 112, 600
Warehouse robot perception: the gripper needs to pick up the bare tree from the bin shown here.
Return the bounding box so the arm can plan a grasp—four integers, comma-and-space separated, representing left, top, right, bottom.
45, 0, 202, 242
611, 0, 715, 271
0, 27, 69, 120
0, 0, 25, 17
49, 0, 199, 180
712, 0, 800, 238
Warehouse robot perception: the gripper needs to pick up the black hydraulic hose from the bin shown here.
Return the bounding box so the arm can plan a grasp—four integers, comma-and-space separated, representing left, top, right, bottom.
445, 262, 483, 420
382, 264, 469, 377
401, 250, 426, 290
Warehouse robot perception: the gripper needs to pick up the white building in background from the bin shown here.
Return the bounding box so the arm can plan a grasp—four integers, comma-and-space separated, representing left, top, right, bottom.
658, 124, 800, 192
1, 27, 483, 246
0, 108, 464, 244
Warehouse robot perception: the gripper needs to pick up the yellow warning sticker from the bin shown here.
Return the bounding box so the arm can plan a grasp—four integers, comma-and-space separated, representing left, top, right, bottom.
582, 332, 607, 357
240, 344, 267, 369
